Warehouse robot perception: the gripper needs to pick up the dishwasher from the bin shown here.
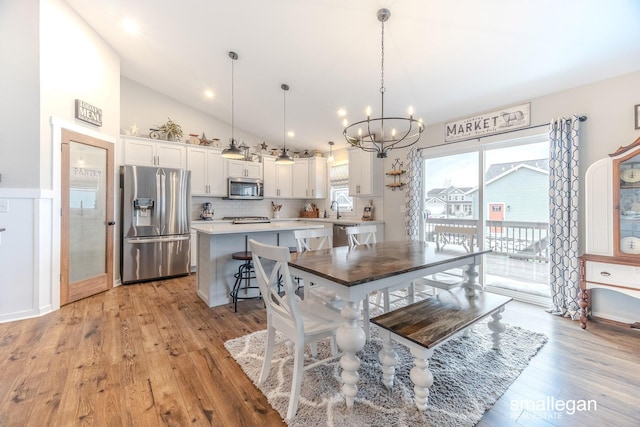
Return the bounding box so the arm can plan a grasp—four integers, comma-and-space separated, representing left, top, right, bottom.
332, 223, 358, 247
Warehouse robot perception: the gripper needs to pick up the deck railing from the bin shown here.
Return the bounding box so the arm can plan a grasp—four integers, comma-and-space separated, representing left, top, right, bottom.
424, 218, 549, 262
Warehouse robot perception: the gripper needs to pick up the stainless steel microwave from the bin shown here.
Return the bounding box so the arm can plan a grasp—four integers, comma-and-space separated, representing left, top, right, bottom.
227, 177, 263, 200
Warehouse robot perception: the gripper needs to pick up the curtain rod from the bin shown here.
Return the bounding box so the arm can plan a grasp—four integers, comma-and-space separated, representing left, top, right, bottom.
418, 115, 587, 151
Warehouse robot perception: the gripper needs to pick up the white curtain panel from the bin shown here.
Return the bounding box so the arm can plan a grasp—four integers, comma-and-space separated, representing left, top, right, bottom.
405, 148, 423, 240
548, 116, 581, 319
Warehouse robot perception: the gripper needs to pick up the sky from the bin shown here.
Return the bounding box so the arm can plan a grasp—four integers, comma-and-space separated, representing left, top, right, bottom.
424, 141, 547, 190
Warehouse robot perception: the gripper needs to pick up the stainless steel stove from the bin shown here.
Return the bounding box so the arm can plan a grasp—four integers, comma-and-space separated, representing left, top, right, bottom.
222, 216, 271, 224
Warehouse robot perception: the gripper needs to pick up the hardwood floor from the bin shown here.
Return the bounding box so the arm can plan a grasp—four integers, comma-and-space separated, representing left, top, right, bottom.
0, 275, 638, 426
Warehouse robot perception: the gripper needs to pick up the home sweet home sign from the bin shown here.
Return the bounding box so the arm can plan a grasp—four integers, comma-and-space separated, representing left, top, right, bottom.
445, 102, 530, 142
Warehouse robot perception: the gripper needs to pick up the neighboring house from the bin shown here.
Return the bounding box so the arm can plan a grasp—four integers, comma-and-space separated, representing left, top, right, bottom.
425, 186, 473, 217
469, 159, 549, 222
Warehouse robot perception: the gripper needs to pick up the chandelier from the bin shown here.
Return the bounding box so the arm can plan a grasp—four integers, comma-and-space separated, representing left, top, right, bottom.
342, 8, 424, 158
222, 51, 244, 159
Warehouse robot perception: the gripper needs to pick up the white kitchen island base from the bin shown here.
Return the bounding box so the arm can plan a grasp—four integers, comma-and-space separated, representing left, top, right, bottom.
192, 222, 323, 307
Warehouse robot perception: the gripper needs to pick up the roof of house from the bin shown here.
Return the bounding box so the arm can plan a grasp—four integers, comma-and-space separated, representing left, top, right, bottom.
484, 159, 548, 181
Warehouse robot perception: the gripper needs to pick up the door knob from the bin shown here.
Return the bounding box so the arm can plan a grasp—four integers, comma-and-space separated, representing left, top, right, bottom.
107, 221, 116, 226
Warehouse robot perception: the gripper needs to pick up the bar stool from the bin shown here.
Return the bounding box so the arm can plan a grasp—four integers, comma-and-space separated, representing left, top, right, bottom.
230, 237, 261, 312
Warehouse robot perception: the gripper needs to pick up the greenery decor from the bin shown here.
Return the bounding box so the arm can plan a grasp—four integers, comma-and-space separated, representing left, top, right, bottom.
158, 117, 183, 141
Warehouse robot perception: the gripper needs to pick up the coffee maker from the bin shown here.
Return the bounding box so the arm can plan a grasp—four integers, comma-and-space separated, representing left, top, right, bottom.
201, 202, 214, 220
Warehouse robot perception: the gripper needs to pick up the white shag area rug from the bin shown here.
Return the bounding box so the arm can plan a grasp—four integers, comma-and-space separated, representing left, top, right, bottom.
224, 323, 547, 426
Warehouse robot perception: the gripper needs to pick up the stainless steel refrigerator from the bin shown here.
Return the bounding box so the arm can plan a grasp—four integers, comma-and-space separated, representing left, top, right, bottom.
120, 165, 191, 284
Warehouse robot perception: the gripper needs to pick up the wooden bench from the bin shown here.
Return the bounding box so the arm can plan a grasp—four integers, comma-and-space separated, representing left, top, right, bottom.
370, 288, 512, 411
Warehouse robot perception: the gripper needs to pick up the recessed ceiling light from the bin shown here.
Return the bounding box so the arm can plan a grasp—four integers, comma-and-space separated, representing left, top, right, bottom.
287, 131, 295, 138
337, 109, 347, 117
204, 90, 214, 98
122, 17, 139, 35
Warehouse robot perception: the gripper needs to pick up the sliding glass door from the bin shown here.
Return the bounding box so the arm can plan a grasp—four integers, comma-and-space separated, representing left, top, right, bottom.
422, 136, 551, 304
483, 142, 551, 303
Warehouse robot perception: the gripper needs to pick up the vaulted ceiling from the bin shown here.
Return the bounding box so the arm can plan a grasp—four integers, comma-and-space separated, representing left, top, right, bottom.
64, 0, 640, 153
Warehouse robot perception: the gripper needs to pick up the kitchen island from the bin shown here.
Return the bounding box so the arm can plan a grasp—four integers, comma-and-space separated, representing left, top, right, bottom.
191, 221, 324, 307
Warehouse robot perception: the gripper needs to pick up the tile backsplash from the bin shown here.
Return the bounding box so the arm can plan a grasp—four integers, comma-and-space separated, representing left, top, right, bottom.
191, 195, 383, 221
191, 197, 306, 220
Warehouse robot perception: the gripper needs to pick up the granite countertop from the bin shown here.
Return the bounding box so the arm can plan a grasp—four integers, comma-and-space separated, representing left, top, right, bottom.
191, 221, 324, 235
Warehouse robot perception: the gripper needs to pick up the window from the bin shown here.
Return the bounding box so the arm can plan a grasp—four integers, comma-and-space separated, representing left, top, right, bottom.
329, 163, 353, 211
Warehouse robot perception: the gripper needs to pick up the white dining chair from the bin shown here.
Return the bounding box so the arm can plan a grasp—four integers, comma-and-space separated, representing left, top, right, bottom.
294, 228, 372, 340
345, 225, 416, 312
293, 228, 337, 302
345, 224, 378, 246
250, 239, 344, 421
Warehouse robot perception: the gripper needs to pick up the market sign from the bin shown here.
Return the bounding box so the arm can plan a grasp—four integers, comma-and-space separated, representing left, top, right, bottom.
75, 99, 102, 127
445, 102, 530, 142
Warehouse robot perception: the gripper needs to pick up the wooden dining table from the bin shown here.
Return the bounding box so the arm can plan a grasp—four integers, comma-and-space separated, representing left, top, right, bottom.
288, 240, 492, 409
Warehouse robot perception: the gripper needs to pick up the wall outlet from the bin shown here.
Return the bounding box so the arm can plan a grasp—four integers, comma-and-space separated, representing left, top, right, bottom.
0, 199, 8, 213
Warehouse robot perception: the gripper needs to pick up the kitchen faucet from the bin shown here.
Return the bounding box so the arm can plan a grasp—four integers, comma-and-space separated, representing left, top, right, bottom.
330, 200, 341, 219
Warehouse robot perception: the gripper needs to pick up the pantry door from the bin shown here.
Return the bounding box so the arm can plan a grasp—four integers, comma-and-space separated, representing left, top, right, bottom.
60, 129, 115, 305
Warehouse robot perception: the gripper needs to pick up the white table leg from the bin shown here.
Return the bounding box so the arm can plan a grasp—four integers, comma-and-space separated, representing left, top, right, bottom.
487, 306, 506, 349
377, 329, 398, 389
463, 263, 482, 297
336, 300, 367, 409
409, 346, 434, 411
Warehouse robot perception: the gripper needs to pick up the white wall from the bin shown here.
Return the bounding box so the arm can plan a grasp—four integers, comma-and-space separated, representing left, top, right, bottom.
121, 77, 265, 154
382, 70, 640, 323
0, 0, 121, 322
0, 0, 40, 189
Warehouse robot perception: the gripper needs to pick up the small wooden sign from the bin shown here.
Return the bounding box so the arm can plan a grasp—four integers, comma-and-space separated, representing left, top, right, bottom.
75, 99, 102, 127
445, 102, 530, 142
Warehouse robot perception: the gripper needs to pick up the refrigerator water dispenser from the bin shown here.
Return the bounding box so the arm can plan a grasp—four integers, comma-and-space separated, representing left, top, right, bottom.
133, 198, 154, 226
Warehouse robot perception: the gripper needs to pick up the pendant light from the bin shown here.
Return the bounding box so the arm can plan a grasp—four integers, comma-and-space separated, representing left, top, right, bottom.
342, 9, 424, 158
222, 51, 244, 160
327, 141, 335, 162
276, 84, 294, 164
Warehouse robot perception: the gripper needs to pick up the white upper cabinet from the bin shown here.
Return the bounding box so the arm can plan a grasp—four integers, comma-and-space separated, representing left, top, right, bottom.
263, 156, 292, 198
348, 148, 382, 197
226, 159, 262, 179
187, 146, 226, 196
292, 160, 309, 198
308, 157, 327, 199
292, 158, 327, 199
123, 136, 186, 169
